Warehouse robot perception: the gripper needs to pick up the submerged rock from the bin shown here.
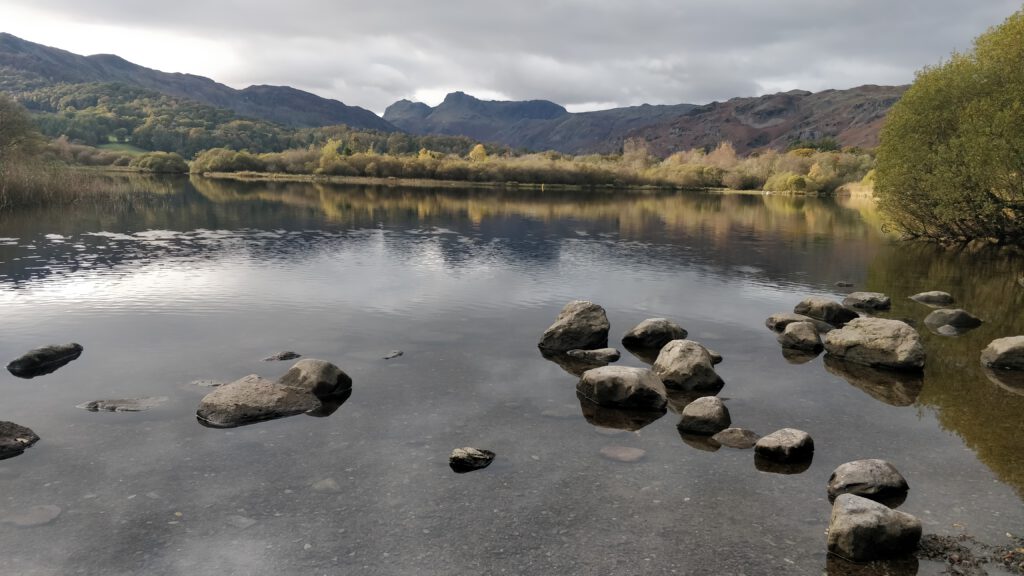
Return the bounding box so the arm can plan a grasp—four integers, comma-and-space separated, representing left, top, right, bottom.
382, 350, 404, 360
842, 292, 892, 311
711, 428, 760, 449
0, 504, 62, 527
449, 447, 495, 473
263, 351, 301, 362
827, 494, 922, 562
794, 297, 859, 326
311, 478, 341, 493
755, 428, 814, 463
679, 431, 722, 452
981, 335, 1024, 370
924, 308, 983, 336
823, 356, 924, 407
0, 421, 40, 460
652, 340, 724, 392
76, 397, 168, 412
777, 321, 823, 352
566, 348, 621, 364
538, 300, 610, 352
6, 343, 83, 379
621, 318, 687, 351
827, 459, 909, 507
225, 515, 257, 529
835, 281, 855, 288
577, 394, 666, 431
278, 359, 352, 397
541, 349, 607, 377
909, 291, 954, 306
765, 312, 834, 334
576, 366, 668, 411
677, 397, 731, 435
599, 445, 646, 463
824, 318, 925, 371
196, 374, 321, 428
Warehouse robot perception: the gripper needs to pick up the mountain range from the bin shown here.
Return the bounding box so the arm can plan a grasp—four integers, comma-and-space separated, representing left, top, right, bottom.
0, 32, 905, 156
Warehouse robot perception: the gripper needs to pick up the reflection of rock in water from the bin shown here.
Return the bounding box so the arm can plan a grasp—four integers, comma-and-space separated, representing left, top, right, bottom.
665, 389, 709, 414
305, 388, 353, 417
824, 356, 923, 407
577, 393, 665, 432
541, 349, 606, 377
754, 453, 812, 474
824, 554, 918, 576
983, 367, 1024, 397
623, 343, 661, 365
678, 431, 722, 452
782, 347, 821, 365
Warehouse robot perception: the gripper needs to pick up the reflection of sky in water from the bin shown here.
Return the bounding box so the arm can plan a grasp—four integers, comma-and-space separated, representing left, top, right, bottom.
0, 181, 1021, 575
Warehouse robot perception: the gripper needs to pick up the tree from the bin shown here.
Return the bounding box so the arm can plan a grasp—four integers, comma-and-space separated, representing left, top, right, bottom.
875, 9, 1024, 244
468, 143, 487, 162
0, 94, 43, 162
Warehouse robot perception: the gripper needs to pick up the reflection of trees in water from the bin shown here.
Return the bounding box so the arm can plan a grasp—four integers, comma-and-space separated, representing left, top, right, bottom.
865, 242, 1024, 496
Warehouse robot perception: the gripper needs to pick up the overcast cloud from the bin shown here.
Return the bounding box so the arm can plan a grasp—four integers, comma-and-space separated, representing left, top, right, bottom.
2, 0, 1019, 113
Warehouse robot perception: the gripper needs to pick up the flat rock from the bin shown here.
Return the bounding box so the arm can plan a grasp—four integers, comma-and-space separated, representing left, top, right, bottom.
765, 312, 834, 334
599, 445, 646, 463
538, 300, 610, 352
76, 397, 168, 412
566, 348, 621, 364
6, 343, 83, 379
794, 297, 859, 326
981, 336, 1024, 370
827, 494, 922, 562
0, 421, 40, 460
677, 396, 731, 435
263, 351, 301, 361
191, 379, 225, 387
909, 291, 954, 306
755, 428, 814, 462
449, 447, 495, 473
278, 359, 352, 397
382, 350, 404, 360
621, 318, 687, 351
824, 318, 925, 371
823, 356, 923, 407
777, 321, 823, 352
1, 504, 62, 527
827, 459, 909, 507
196, 374, 321, 428
711, 428, 760, 449
652, 340, 724, 392
577, 366, 667, 411
842, 292, 892, 310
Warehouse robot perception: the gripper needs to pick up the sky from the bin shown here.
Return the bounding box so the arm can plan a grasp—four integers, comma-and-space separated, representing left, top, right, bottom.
1, 0, 1019, 114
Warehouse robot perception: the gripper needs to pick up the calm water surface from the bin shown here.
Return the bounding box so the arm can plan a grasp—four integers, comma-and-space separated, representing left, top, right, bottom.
0, 176, 1022, 576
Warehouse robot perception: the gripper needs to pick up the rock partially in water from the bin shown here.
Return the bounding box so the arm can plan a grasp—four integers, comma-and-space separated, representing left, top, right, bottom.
711, 428, 760, 449
909, 290, 954, 306
577, 366, 667, 411
599, 445, 646, 463
278, 359, 352, 397
794, 297, 859, 326
765, 312, 834, 334
677, 396, 731, 435
981, 335, 1024, 370
923, 308, 983, 336
842, 292, 892, 311
824, 318, 925, 371
191, 379, 225, 387
263, 351, 301, 361
449, 447, 495, 473
827, 459, 909, 507
578, 394, 665, 432
823, 356, 924, 407
566, 347, 621, 364
0, 421, 40, 460
196, 374, 321, 428
382, 350, 404, 360
652, 340, 724, 392
0, 504, 62, 527
827, 494, 922, 562
76, 397, 168, 412
755, 428, 814, 463
777, 321, 823, 352
621, 318, 687, 351
538, 300, 610, 352
6, 343, 83, 379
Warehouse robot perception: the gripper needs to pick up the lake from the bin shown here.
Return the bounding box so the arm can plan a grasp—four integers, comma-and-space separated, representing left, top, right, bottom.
1, 176, 1022, 575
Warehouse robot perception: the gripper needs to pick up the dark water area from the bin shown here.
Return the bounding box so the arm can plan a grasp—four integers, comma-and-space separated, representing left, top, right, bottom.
0, 176, 1021, 575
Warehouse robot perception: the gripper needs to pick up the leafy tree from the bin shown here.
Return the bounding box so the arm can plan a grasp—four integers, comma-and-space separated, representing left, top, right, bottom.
0, 93, 43, 161
875, 8, 1024, 244
468, 143, 488, 162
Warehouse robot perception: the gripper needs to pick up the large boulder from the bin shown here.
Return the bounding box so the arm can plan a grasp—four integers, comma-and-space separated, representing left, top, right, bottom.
196, 375, 321, 428
765, 312, 834, 334
621, 318, 687, 351
6, 343, 83, 379
576, 366, 667, 411
754, 428, 814, 462
652, 340, 724, 391
278, 359, 352, 397
0, 421, 40, 460
909, 291, 954, 306
677, 397, 731, 435
777, 321, 823, 352
827, 459, 910, 506
824, 318, 925, 371
538, 300, 610, 352
981, 336, 1024, 370
794, 297, 859, 326
842, 292, 892, 311
827, 494, 922, 562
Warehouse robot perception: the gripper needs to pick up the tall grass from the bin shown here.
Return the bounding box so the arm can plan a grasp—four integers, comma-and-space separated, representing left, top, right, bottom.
0, 159, 160, 210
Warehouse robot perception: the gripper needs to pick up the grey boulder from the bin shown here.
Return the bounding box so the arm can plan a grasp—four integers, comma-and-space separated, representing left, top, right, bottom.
677, 396, 731, 435
576, 366, 667, 411
196, 374, 321, 428
754, 428, 814, 462
842, 291, 892, 310
538, 300, 610, 352
827, 494, 922, 562
981, 336, 1024, 370
278, 359, 352, 397
824, 318, 925, 371
909, 291, 954, 306
0, 421, 40, 460
652, 340, 724, 392
827, 459, 910, 506
777, 321, 823, 352
6, 343, 83, 379
621, 318, 687, 350
711, 428, 760, 449
794, 297, 859, 326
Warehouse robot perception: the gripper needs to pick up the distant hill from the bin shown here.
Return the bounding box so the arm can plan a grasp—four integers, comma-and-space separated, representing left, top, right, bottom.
0, 32, 395, 131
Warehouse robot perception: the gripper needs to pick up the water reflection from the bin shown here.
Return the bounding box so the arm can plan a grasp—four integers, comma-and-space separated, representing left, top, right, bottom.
823, 357, 924, 407
576, 394, 665, 431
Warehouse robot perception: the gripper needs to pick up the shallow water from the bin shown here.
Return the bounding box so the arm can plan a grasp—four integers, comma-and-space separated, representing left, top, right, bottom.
0, 176, 1022, 575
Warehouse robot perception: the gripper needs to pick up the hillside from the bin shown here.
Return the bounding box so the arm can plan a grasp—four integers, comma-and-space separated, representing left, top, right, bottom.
0, 33, 394, 131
